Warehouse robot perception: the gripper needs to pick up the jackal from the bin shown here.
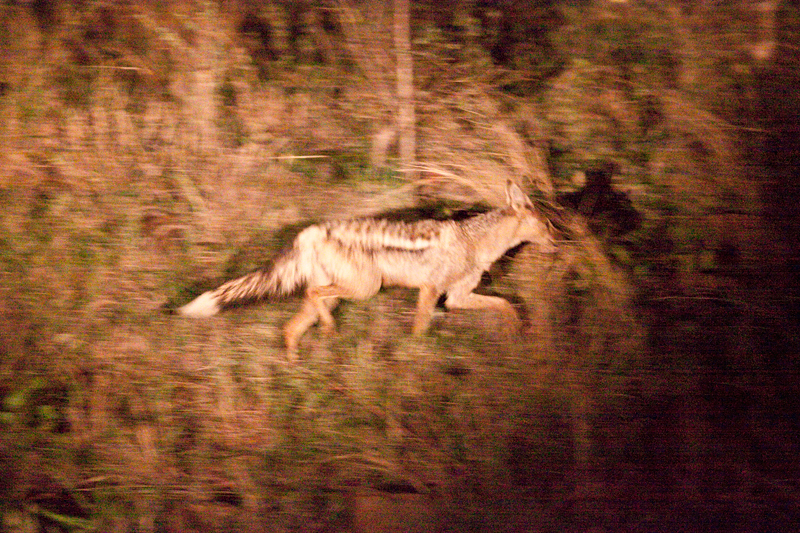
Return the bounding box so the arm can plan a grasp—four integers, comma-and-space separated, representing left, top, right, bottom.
178, 180, 555, 357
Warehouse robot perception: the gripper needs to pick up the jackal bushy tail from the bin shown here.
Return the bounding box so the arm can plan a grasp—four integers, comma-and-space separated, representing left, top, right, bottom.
178, 180, 555, 358
177, 247, 308, 317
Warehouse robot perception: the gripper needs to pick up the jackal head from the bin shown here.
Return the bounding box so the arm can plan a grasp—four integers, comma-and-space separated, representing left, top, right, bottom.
505, 180, 556, 253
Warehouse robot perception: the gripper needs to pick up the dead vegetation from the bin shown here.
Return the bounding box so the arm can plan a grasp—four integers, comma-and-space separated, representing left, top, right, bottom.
1, 1, 798, 532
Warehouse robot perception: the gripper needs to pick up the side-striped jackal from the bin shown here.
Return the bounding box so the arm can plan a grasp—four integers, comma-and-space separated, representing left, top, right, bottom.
179, 180, 555, 356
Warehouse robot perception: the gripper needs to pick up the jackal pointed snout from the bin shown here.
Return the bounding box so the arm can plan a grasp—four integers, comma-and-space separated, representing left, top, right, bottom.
541, 219, 561, 254
540, 230, 558, 254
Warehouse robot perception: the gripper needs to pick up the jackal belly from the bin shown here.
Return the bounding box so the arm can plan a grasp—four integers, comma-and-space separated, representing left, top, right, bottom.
375, 249, 451, 289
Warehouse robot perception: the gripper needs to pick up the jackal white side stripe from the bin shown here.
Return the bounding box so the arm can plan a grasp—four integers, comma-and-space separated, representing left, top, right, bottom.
324, 219, 443, 251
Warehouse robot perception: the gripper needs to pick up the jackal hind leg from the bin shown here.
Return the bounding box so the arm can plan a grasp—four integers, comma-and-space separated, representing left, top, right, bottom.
306, 285, 348, 335
444, 292, 522, 333
284, 295, 341, 360
413, 285, 440, 336
284, 298, 319, 357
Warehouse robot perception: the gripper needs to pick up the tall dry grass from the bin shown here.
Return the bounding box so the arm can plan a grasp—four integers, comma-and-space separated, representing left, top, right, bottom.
1, 1, 796, 532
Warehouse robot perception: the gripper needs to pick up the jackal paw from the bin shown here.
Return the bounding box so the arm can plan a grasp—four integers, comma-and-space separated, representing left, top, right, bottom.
284, 345, 299, 364
319, 323, 338, 337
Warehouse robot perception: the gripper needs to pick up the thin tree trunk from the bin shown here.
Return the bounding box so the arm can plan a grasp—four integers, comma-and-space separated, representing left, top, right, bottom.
394, 0, 415, 175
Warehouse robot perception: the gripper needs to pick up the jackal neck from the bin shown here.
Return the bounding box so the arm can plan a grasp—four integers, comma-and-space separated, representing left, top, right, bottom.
460, 208, 525, 264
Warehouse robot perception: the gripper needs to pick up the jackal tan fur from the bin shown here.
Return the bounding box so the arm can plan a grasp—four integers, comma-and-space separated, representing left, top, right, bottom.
179, 181, 555, 357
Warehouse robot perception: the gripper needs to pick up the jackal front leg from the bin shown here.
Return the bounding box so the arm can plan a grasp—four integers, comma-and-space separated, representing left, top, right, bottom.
444, 292, 522, 332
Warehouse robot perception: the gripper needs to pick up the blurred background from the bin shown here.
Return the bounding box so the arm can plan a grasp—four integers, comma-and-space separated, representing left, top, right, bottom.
1, 0, 798, 531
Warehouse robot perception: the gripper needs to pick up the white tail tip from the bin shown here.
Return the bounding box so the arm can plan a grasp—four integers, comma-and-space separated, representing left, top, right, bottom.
178, 291, 221, 317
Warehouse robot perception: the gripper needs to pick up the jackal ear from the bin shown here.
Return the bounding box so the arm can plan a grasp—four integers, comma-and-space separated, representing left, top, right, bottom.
505, 180, 533, 210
